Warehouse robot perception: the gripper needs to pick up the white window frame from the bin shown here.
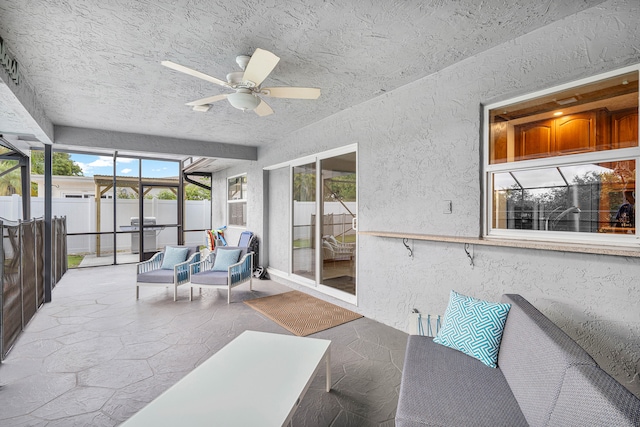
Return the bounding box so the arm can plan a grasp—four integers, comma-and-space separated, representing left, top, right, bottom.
227, 173, 247, 229
483, 64, 640, 248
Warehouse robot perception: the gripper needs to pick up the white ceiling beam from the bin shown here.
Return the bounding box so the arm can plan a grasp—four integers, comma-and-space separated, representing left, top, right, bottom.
0, 64, 53, 144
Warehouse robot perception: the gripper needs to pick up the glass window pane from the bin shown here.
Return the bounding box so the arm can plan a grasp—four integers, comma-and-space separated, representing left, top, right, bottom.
489, 71, 638, 164
228, 175, 246, 200
228, 202, 246, 226
292, 163, 316, 280
511, 168, 567, 189
492, 160, 636, 233
321, 153, 356, 295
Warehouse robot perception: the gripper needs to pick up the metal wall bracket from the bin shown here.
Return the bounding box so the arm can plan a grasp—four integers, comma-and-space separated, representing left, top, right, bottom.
403, 238, 413, 259
464, 243, 474, 267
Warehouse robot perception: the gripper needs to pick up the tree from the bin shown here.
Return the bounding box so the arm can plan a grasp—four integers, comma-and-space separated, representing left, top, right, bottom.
117, 188, 138, 199
0, 161, 22, 195
31, 152, 83, 176
324, 174, 356, 202
157, 190, 177, 200
154, 185, 210, 200
185, 184, 210, 200
293, 172, 316, 201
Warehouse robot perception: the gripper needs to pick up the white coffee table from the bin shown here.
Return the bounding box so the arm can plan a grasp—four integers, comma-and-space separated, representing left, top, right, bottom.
121, 330, 331, 427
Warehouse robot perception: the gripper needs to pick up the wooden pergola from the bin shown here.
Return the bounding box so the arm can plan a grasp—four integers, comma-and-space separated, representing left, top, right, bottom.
93, 175, 179, 256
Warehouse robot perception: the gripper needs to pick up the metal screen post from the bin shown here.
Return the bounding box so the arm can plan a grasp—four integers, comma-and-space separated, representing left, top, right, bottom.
0, 219, 3, 361
44, 144, 52, 303
19, 220, 24, 329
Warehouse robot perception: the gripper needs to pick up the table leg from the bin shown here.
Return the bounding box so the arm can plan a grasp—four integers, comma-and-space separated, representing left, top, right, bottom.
326, 347, 331, 392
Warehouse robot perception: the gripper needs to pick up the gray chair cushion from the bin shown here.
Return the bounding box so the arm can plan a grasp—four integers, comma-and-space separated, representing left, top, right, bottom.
498, 294, 596, 427
137, 269, 174, 284
190, 270, 228, 286
396, 335, 528, 427
548, 364, 640, 426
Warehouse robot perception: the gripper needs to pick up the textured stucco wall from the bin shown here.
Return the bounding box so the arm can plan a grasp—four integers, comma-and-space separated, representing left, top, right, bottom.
215, 0, 640, 395
267, 167, 290, 272
211, 161, 265, 260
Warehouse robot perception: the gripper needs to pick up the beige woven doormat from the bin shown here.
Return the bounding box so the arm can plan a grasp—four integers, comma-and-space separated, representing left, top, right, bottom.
244, 290, 363, 336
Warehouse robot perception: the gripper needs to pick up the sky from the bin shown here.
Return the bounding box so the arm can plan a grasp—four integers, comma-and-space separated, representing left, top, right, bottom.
70, 154, 180, 178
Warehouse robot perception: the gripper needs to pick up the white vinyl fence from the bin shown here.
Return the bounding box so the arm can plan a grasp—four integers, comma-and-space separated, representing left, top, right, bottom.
0, 195, 211, 254
293, 201, 356, 241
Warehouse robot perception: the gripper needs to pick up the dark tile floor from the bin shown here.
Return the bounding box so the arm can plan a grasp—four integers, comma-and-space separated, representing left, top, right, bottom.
0, 264, 407, 426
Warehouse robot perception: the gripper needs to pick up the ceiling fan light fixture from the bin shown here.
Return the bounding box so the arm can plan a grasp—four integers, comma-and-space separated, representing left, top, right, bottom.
227, 89, 261, 111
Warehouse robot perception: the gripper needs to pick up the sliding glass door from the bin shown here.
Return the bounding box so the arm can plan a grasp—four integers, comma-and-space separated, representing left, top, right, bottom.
290, 148, 357, 301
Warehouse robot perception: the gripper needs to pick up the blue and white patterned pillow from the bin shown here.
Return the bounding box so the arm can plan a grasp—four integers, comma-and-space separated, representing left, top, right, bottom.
433, 290, 511, 368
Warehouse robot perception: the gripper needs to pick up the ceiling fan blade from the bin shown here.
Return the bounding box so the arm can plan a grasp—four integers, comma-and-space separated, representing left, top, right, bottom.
185, 94, 228, 106
242, 48, 280, 87
260, 87, 321, 99
161, 61, 229, 87
254, 98, 274, 117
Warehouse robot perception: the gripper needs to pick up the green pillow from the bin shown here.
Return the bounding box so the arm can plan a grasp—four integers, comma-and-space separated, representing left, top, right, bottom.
161, 246, 190, 270
433, 290, 511, 368
212, 249, 242, 271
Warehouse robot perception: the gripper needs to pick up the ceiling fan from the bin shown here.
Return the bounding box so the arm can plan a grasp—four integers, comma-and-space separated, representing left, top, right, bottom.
161, 48, 320, 117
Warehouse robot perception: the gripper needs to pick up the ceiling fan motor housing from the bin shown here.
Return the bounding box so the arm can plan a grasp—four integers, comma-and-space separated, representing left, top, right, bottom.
227, 88, 260, 111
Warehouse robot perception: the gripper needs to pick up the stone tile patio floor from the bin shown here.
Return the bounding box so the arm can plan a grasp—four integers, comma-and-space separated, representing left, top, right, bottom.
0, 264, 407, 426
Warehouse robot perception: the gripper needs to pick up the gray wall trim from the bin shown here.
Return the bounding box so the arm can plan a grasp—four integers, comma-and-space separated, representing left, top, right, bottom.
53, 126, 258, 160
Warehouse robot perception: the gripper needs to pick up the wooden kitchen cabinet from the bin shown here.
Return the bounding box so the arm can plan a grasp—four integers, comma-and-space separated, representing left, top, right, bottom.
514, 112, 595, 160
611, 108, 638, 149
554, 112, 596, 154
514, 118, 555, 160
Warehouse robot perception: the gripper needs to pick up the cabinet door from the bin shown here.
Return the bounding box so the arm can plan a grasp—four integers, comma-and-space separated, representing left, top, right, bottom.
611, 108, 638, 149
555, 112, 596, 154
514, 119, 554, 160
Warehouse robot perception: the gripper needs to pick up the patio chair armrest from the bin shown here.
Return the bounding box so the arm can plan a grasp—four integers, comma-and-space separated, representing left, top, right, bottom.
174, 252, 201, 284
189, 255, 213, 275
137, 252, 164, 274
228, 252, 253, 285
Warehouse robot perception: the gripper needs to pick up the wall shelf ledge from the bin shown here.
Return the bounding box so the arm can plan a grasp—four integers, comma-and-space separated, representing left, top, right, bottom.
358, 230, 640, 258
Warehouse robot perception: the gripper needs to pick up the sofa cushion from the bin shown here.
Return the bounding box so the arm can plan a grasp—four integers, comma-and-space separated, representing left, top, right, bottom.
137, 269, 175, 284
396, 335, 528, 427
161, 246, 189, 270
433, 290, 511, 368
190, 270, 228, 286
549, 364, 640, 426
498, 294, 597, 427
212, 248, 242, 271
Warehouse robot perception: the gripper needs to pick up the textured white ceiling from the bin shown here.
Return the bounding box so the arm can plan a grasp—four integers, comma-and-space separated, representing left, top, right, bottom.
0, 0, 606, 153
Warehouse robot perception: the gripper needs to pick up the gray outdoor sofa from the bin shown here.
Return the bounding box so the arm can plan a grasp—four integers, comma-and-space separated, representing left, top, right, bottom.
396, 294, 640, 426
